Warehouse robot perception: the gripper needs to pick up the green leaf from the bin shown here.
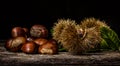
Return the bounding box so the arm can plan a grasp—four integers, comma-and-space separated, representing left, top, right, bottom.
100, 27, 120, 50
100, 38, 109, 49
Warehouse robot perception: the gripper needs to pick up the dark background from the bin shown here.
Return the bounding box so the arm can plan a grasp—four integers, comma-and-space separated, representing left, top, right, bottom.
0, 0, 120, 40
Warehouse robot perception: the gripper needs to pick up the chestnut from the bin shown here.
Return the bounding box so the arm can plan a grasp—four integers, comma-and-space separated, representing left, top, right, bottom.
48, 39, 57, 45
5, 38, 17, 51
5, 37, 27, 52
38, 41, 58, 54
11, 27, 26, 38
21, 41, 37, 54
30, 24, 48, 38
34, 38, 48, 46
22, 27, 28, 33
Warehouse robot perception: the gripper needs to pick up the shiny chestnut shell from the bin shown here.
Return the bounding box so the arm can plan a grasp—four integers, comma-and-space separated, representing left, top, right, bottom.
5, 39, 19, 52
5, 37, 26, 52
11, 27, 26, 38
30, 25, 48, 38
48, 39, 57, 45
22, 28, 28, 33
38, 41, 58, 54
34, 38, 48, 46
21, 41, 37, 54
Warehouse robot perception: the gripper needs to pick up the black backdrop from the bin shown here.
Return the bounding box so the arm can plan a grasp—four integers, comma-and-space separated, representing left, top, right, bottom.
0, 0, 120, 40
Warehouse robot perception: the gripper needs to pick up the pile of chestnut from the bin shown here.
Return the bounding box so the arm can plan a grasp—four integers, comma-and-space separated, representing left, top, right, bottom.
5, 24, 58, 54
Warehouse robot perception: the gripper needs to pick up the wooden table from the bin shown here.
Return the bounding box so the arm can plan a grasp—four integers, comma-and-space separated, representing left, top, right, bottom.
0, 40, 120, 66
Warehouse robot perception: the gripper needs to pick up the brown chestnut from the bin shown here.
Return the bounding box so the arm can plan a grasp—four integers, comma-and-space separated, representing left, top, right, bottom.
21, 41, 37, 54
5, 38, 17, 52
22, 27, 28, 33
11, 27, 26, 38
5, 37, 27, 52
38, 41, 58, 54
30, 24, 48, 38
48, 39, 57, 45
34, 38, 48, 46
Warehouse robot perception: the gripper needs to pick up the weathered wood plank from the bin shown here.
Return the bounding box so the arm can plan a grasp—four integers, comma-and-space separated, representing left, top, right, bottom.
0, 41, 120, 66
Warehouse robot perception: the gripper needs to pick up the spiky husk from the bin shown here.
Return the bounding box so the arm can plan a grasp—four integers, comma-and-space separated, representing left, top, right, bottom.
52, 17, 117, 54
80, 17, 110, 29
61, 25, 101, 54
79, 17, 112, 52
52, 18, 102, 54
52, 19, 76, 43
59, 22, 80, 54
81, 27, 101, 52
